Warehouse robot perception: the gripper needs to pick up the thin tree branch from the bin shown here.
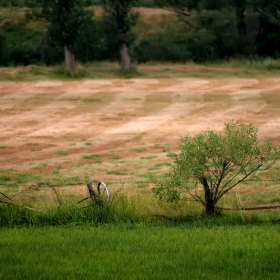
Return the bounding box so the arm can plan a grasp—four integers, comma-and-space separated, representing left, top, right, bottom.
216, 163, 263, 201
214, 161, 229, 201
0, 191, 12, 201
11, 186, 22, 201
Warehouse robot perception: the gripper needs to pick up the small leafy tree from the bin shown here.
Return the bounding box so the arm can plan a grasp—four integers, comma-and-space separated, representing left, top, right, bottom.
154, 121, 280, 215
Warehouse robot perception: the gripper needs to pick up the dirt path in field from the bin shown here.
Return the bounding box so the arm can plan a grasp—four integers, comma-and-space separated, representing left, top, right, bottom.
0, 77, 280, 186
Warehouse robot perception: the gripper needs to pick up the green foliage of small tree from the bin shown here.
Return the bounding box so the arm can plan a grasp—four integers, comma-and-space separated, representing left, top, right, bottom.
154, 121, 280, 215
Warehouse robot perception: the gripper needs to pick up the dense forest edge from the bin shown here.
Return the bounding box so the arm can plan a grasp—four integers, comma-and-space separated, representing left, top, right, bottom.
0, 0, 280, 69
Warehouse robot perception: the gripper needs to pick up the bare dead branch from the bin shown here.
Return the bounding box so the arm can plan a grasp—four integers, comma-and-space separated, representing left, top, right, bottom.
31, 182, 63, 208
216, 163, 263, 201
217, 205, 280, 211
10, 186, 22, 201
0, 191, 12, 201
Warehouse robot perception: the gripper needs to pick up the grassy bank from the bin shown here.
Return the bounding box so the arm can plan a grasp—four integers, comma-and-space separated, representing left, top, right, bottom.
1, 192, 279, 227
1, 223, 280, 280
1, 59, 280, 81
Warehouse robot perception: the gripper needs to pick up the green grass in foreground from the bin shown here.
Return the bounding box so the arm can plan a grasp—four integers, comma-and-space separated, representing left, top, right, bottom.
0, 223, 279, 280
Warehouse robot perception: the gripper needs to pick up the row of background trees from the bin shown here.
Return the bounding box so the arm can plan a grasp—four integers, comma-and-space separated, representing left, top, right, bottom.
0, 0, 279, 72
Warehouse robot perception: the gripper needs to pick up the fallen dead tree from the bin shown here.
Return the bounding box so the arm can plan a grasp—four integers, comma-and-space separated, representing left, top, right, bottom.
217, 205, 280, 211
0, 181, 110, 212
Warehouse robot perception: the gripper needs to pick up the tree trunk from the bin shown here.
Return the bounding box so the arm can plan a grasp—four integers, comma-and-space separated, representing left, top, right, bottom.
201, 176, 216, 215
237, 10, 246, 36
64, 46, 75, 73
205, 189, 215, 215
119, 42, 131, 71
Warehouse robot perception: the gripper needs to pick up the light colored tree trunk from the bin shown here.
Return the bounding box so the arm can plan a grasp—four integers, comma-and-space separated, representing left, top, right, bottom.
120, 42, 131, 71
64, 46, 75, 72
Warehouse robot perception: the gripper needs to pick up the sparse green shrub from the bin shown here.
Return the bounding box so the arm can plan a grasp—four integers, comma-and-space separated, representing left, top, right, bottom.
55, 150, 68, 156
82, 154, 101, 159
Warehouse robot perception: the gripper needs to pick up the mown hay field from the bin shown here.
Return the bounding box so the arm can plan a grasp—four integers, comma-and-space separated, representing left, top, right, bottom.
1, 65, 280, 210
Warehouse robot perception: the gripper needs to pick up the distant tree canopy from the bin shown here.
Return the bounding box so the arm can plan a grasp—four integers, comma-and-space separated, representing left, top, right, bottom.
252, 0, 280, 56
27, 0, 96, 72
102, 0, 139, 71
0, 0, 157, 8
153, 0, 280, 60
0, 31, 5, 64
0, 0, 280, 66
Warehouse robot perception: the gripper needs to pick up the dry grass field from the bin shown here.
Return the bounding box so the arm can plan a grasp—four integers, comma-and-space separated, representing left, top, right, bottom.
0, 64, 280, 209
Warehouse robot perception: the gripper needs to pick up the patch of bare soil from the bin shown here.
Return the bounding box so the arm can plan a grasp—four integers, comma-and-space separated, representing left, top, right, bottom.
0, 78, 280, 190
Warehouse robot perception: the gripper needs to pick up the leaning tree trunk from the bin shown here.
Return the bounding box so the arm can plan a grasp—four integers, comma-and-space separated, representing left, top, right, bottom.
119, 42, 131, 72
64, 46, 75, 73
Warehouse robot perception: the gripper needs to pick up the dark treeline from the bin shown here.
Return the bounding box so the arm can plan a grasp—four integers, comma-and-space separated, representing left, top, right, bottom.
0, 0, 279, 69
0, 0, 157, 7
